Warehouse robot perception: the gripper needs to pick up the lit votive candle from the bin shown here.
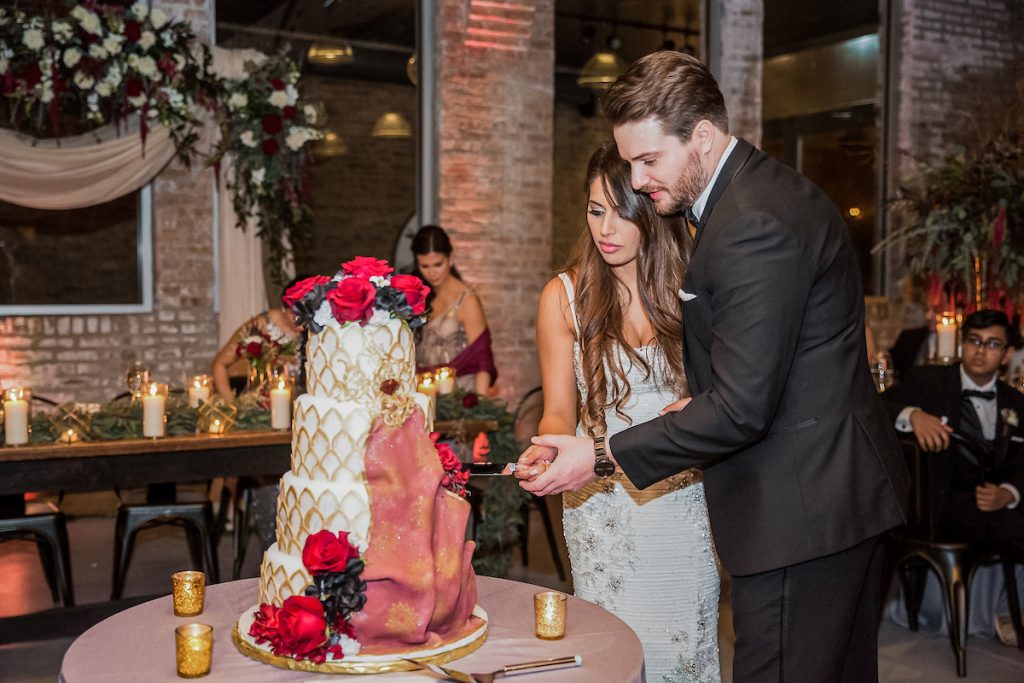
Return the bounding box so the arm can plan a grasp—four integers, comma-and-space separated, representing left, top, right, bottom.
208, 418, 225, 435
534, 590, 567, 639
174, 623, 213, 678
172, 570, 206, 617
936, 312, 958, 361
3, 387, 31, 446
187, 375, 211, 408
142, 382, 168, 438
435, 366, 456, 395
270, 379, 292, 430
59, 428, 79, 444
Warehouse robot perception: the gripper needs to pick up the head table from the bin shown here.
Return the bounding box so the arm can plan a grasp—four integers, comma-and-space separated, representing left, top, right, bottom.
59, 576, 645, 682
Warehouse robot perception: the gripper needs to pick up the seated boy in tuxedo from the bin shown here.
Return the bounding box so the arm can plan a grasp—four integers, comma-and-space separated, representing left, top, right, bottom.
884, 309, 1024, 551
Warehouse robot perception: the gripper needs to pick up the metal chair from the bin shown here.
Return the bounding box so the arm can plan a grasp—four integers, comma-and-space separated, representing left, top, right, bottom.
0, 510, 75, 606
885, 438, 1024, 676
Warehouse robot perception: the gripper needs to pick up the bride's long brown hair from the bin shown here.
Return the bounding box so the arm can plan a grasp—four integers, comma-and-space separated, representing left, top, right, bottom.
566, 141, 689, 437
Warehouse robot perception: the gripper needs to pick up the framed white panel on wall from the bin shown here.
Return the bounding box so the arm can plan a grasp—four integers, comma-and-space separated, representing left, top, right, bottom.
0, 184, 154, 316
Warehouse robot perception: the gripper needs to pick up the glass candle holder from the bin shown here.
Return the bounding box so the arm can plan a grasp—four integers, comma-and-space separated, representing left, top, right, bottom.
196, 401, 237, 435
174, 623, 213, 678
142, 382, 168, 438
187, 375, 212, 408
269, 376, 294, 431
534, 591, 567, 639
171, 570, 206, 617
3, 386, 31, 446
435, 366, 457, 395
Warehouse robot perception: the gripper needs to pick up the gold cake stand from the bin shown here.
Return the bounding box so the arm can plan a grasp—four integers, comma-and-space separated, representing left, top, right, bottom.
232, 605, 488, 674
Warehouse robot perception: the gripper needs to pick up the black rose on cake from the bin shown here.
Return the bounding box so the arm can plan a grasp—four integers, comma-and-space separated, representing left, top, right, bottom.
283, 257, 430, 332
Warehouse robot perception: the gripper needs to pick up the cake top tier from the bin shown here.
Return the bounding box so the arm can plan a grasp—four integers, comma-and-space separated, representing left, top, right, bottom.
283, 257, 430, 335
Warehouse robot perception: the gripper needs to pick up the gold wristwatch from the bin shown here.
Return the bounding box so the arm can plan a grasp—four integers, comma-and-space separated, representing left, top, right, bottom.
593, 436, 615, 478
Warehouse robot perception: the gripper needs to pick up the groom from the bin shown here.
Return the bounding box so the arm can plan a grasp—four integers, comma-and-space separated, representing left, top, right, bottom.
520, 52, 909, 682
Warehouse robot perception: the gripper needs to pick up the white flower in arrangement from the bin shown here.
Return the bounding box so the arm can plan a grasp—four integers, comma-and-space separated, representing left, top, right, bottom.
130, 3, 149, 20
250, 167, 266, 186
104, 64, 123, 87
240, 130, 258, 148
62, 48, 82, 68
367, 308, 392, 326
95, 82, 113, 97
88, 44, 108, 60
78, 10, 102, 36
162, 32, 175, 48
337, 634, 361, 657
147, 108, 158, 118
86, 92, 99, 109
268, 89, 289, 108
139, 31, 157, 50
174, 53, 186, 71
228, 92, 249, 110
302, 104, 318, 123
22, 28, 44, 50
128, 93, 147, 108
73, 71, 95, 90
285, 127, 322, 151
103, 35, 123, 55
39, 86, 53, 103
127, 54, 140, 68
285, 84, 299, 106
52, 20, 73, 41
150, 8, 169, 29
369, 275, 389, 287
313, 300, 333, 329
137, 56, 158, 79
161, 87, 184, 107
0, 59, 8, 75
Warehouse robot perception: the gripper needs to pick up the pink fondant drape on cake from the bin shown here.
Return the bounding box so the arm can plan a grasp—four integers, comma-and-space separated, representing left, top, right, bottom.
354, 410, 479, 653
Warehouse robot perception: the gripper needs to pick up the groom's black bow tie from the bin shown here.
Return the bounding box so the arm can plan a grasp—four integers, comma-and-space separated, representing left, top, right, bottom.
963, 389, 996, 401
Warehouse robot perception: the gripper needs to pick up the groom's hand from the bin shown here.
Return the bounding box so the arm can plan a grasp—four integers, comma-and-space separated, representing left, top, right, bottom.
519, 434, 598, 496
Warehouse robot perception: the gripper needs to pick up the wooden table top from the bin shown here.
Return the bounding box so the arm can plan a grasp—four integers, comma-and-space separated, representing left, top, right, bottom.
0, 430, 291, 463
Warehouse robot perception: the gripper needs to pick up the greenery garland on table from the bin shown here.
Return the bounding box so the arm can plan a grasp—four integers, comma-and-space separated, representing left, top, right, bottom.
0, 2, 323, 282
437, 390, 532, 578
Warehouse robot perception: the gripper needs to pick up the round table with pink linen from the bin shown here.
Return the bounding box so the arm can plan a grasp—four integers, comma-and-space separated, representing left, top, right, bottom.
59, 576, 645, 682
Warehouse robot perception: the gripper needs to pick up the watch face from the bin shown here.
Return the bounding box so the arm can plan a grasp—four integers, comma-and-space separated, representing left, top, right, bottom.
594, 456, 616, 478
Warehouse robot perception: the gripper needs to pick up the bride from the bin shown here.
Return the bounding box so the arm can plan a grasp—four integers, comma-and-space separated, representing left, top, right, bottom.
523, 142, 721, 682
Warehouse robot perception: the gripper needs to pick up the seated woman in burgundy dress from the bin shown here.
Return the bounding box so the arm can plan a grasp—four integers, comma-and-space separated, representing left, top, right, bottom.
411, 225, 497, 395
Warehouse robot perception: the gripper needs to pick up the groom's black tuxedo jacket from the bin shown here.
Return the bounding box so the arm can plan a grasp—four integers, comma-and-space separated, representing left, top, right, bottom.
882, 363, 1024, 508
610, 139, 910, 576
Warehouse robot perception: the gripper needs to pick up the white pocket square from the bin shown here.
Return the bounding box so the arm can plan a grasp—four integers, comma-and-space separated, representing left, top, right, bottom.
1011, 436, 1024, 443
678, 289, 697, 302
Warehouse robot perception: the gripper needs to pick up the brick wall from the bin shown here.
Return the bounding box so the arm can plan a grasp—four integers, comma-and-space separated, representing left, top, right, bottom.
0, 0, 217, 403
436, 0, 555, 403
294, 77, 417, 275
551, 100, 610, 269
712, 0, 764, 146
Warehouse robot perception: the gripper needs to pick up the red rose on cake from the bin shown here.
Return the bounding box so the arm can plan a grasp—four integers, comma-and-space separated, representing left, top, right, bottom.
283, 275, 330, 308
342, 256, 393, 279
389, 274, 430, 315
302, 530, 360, 574
327, 277, 376, 324
250, 596, 329, 661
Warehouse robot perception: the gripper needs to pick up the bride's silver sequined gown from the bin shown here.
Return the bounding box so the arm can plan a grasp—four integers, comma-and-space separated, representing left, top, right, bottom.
558, 274, 721, 683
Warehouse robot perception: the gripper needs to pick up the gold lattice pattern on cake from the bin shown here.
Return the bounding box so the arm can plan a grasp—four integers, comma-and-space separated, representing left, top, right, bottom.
291, 401, 371, 482
305, 322, 416, 404
276, 484, 372, 556
259, 556, 311, 607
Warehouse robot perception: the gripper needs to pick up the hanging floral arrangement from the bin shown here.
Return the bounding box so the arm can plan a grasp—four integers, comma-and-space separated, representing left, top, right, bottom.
0, 1, 324, 282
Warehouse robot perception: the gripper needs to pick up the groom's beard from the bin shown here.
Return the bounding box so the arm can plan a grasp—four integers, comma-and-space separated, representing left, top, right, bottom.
656, 149, 709, 217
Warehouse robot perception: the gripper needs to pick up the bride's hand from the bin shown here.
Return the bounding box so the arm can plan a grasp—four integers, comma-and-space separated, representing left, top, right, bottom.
515, 444, 556, 480
659, 396, 692, 415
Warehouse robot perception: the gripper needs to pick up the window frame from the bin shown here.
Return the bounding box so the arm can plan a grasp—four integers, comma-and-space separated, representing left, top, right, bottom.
0, 184, 155, 316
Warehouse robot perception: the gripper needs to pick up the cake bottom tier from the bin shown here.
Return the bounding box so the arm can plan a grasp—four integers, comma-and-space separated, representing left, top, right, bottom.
233, 604, 488, 675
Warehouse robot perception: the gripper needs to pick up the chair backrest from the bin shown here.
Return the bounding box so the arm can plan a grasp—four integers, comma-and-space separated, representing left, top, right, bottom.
899, 437, 942, 541
513, 387, 544, 449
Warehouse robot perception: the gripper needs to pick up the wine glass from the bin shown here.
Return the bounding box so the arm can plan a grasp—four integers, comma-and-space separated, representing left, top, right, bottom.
125, 361, 149, 400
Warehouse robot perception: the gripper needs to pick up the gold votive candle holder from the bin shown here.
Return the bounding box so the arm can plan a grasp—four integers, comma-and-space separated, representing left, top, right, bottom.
175, 623, 213, 678
534, 590, 567, 639
171, 571, 206, 617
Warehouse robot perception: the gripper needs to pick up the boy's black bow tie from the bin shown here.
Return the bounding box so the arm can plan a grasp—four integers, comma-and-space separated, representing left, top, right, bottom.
962, 389, 996, 401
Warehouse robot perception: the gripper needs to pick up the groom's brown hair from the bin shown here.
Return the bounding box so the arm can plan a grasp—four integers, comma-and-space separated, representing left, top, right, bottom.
602, 51, 729, 141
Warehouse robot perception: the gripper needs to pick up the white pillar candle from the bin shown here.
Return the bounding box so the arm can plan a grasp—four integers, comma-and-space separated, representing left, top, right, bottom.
936, 316, 957, 359
270, 382, 292, 430
435, 367, 456, 395
187, 384, 211, 408
3, 398, 29, 446
142, 384, 166, 438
